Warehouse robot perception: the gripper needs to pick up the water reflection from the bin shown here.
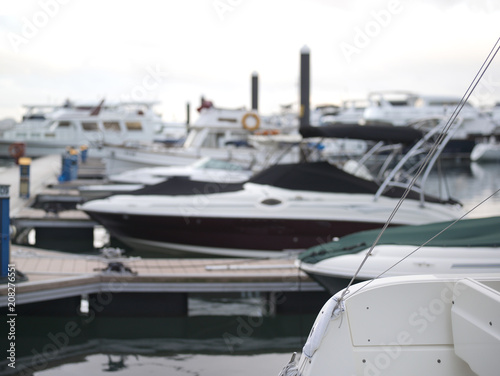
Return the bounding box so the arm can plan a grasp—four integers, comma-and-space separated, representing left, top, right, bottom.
1, 312, 315, 376
426, 160, 500, 218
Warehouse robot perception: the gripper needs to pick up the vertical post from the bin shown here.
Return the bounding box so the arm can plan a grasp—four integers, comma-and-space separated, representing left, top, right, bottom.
299, 45, 310, 129
186, 102, 190, 127
19, 157, 31, 199
251, 71, 259, 111
69, 147, 79, 181
80, 145, 88, 163
0, 185, 10, 278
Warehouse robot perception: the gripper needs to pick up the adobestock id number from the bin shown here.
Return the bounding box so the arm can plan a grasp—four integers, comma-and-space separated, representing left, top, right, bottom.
7, 264, 16, 312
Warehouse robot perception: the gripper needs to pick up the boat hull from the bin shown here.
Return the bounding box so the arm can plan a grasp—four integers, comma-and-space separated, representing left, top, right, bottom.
86, 211, 386, 257
470, 142, 500, 162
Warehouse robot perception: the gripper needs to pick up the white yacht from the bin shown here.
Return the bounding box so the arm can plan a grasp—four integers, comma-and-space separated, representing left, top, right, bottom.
0, 99, 177, 158
102, 101, 299, 176
362, 91, 495, 155
320, 99, 368, 126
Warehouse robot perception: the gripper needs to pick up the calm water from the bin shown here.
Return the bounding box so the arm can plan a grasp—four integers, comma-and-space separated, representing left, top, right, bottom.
3, 159, 500, 375
3, 296, 314, 376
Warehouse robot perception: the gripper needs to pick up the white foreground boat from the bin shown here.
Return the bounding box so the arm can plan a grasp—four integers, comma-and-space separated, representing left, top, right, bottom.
0, 99, 175, 158
279, 273, 500, 376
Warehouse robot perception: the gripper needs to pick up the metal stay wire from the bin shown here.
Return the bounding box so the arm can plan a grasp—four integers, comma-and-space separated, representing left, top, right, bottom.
333, 37, 500, 310
352, 186, 500, 295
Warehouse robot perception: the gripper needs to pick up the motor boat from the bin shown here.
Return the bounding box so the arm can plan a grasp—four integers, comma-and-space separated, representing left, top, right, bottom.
278, 273, 500, 376
320, 99, 368, 126
79, 120, 465, 258
77, 157, 254, 200
470, 136, 500, 162
102, 99, 299, 176
297, 216, 500, 294
0, 99, 179, 158
362, 91, 496, 156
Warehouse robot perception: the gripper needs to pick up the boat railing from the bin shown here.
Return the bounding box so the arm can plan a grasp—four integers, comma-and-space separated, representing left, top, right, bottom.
373, 116, 463, 206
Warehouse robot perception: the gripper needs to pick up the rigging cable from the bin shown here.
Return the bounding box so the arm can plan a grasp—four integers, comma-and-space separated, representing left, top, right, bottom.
333, 37, 500, 310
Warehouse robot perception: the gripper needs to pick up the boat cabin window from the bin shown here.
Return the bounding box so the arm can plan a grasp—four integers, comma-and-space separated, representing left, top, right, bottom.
82, 122, 99, 131
49, 120, 74, 131
57, 121, 72, 128
125, 121, 143, 131
428, 101, 460, 107
198, 158, 245, 171
103, 121, 121, 131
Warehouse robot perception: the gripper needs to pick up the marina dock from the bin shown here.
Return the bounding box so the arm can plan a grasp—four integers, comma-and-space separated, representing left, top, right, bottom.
1, 246, 326, 316
6, 155, 104, 249
0, 156, 328, 317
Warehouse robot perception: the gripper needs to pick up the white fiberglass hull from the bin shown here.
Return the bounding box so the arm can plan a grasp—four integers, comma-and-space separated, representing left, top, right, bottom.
80, 183, 464, 257
283, 273, 500, 376
299, 244, 500, 294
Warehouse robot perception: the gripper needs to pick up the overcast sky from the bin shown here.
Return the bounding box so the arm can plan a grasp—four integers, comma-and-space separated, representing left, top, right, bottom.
1, 0, 499, 123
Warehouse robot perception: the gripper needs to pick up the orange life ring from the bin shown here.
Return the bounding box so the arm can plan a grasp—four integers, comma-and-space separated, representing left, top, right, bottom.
241, 112, 260, 131
8, 142, 25, 162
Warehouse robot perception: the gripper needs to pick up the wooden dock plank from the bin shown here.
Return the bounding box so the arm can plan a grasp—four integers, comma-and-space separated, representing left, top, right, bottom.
0, 245, 322, 308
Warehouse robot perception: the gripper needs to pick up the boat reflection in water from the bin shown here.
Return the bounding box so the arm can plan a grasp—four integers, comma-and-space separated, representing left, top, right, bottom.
3, 295, 316, 376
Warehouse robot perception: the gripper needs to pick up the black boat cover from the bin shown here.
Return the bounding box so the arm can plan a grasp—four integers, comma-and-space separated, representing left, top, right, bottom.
130, 162, 459, 206
300, 124, 423, 144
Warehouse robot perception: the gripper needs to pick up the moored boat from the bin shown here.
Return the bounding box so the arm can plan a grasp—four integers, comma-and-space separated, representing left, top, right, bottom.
278, 273, 500, 376
0, 99, 175, 158
79, 121, 464, 258
297, 216, 500, 294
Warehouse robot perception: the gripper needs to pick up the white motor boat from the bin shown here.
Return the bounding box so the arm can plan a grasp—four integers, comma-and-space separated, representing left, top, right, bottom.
0, 99, 177, 158
297, 216, 500, 294
362, 91, 496, 155
278, 273, 500, 376
77, 157, 253, 200
79, 121, 464, 258
320, 99, 368, 126
470, 137, 500, 162
102, 100, 299, 176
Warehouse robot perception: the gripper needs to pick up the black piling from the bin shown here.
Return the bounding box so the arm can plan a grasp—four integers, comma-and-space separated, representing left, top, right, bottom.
251, 71, 259, 111
299, 45, 310, 128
